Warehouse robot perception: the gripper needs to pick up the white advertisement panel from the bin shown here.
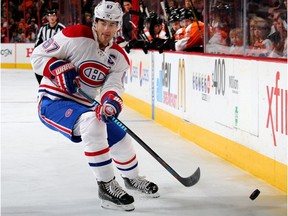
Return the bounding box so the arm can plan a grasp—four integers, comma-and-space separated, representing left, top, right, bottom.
125, 49, 152, 104
230, 59, 259, 136
160, 55, 259, 142
1, 43, 15, 63
133, 50, 287, 164
1, 43, 34, 65
153, 52, 183, 116
183, 55, 216, 129
258, 62, 287, 164
16, 43, 34, 63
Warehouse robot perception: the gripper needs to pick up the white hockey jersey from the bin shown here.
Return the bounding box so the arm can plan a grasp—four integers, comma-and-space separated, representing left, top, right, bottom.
31, 25, 130, 107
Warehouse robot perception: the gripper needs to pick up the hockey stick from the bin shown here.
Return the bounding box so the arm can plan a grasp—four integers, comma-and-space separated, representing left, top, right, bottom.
189, 0, 203, 41
129, 20, 149, 43
77, 87, 200, 187
160, 1, 173, 38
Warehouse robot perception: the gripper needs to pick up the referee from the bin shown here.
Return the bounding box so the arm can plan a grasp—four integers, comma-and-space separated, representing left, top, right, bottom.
34, 8, 65, 84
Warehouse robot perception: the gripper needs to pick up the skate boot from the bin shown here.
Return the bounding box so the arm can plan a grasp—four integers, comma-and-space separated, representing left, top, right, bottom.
97, 177, 135, 211
122, 176, 160, 198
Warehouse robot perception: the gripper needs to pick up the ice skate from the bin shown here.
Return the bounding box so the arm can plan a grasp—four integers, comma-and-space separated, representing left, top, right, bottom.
97, 177, 135, 211
122, 176, 160, 198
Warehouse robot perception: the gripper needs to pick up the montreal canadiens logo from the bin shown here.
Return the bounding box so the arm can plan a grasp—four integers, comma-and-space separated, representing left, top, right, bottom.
78, 61, 110, 87
65, 108, 73, 117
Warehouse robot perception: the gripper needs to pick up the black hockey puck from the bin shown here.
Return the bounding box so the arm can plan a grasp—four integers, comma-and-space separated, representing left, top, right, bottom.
249, 189, 260, 200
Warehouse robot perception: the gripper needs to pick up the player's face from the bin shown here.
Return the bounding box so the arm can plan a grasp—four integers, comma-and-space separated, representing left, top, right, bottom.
95, 19, 119, 47
172, 21, 181, 31
181, 19, 192, 28
154, 24, 162, 35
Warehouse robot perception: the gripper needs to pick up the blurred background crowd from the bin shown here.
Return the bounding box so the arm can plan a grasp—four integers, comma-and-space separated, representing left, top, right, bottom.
1, 0, 287, 58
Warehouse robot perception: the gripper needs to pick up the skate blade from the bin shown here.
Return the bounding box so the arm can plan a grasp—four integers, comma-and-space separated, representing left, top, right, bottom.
128, 189, 160, 198
140, 191, 160, 198
147, 192, 160, 198
101, 200, 135, 211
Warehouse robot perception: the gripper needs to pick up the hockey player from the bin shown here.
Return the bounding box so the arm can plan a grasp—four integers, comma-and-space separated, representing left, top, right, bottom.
30, 0, 159, 211
174, 8, 204, 51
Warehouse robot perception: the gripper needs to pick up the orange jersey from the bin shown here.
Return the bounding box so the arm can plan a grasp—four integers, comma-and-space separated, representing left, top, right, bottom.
174, 27, 186, 40
175, 21, 204, 51
143, 28, 168, 41
253, 41, 266, 49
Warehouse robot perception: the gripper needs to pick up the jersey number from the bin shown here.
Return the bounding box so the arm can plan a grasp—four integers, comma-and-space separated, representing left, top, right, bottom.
42, 38, 60, 53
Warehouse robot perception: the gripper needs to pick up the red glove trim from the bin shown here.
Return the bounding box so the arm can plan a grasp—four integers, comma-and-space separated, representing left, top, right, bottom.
43, 57, 58, 78
101, 90, 118, 104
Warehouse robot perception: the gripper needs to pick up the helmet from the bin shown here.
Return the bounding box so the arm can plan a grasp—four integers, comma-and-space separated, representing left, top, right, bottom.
46, 8, 57, 16
168, 14, 180, 23
47, 8, 57, 14
94, 0, 123, 23
179, 8, 193, 21
146, 11, 157, 22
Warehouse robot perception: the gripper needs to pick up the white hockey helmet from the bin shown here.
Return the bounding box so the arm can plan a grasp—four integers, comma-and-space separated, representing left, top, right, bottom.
94, 0, 123, 23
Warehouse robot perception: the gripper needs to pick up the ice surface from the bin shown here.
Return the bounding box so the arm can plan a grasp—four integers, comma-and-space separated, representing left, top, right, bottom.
1, 69, 287, 216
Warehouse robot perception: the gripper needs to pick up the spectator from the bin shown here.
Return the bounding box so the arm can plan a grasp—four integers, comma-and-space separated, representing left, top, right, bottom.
17, 22, 26, 34
21, 0, 33, 9
168, 0, 178, 10
229, 28, 244, 55
269, 11, 287, 57
184, 0, 204, 22
14, 5, 24, 23
248, 16, 273, 57
167, 0, 179, 16
1, 17, 8, 43
184, 0, 192, 9
83, 13, 93, 27
8, 18, 18, 41
267, 8, 285, 42
122, 0, 134, 41
10, 31, 21, 43
26, 18, 38, 42
81, 0, 93, 26
19, 32, 30, 43
82, 0, 93, 16
191, 0, 204, 22
7, 1, 18, 22
29, 18, 38, 32
207, 12, 229, 50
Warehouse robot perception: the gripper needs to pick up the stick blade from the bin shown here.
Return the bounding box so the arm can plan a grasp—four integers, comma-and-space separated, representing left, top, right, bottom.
181, 167, 201, 187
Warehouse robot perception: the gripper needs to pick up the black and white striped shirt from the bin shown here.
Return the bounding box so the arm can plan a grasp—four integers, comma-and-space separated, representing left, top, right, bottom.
34, 22, 65, 47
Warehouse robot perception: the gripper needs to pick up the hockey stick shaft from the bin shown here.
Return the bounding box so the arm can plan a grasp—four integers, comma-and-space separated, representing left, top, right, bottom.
189, 0, 203, 41
160, 1, 173, 38
77, 87, 200, 187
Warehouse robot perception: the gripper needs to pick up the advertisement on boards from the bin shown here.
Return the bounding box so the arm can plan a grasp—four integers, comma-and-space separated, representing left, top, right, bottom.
154, 52, 183, 116
125, 49, 287, 165
258, 62, 287, 164
1, 43, 15, 64
125, 49, 151, 104
1, 43, 34, 67
17, 43, 34, 64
